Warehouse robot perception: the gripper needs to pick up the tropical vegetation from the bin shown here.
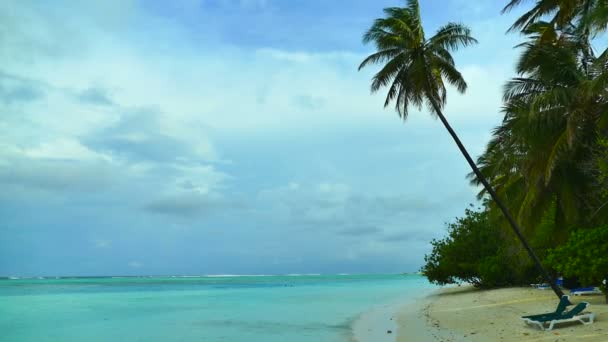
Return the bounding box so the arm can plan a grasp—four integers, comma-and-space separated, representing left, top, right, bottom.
361, 0, 608, 294
421, 206, 526, 288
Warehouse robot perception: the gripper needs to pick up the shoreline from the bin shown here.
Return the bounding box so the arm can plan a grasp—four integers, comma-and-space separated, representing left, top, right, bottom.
355, 285, 608, 342
351, 287, 439, 342
350, 296, 404, 342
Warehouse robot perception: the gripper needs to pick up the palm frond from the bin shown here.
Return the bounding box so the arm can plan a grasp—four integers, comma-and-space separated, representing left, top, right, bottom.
362, 21, 408, 50
431, 46, 456, 65
583, 0, 608, 34
393, 73, 412, 119
432, 55, 467, 93
503, 77, 546, 102
369, 53, 408, 93
507, 3, 549, 32
405, 0, 424, 39
502, 0, 530, 14
429, 23, 478, 51
359, 0, 473, 117
544, 130, 569, 184
358, 48, 402, 71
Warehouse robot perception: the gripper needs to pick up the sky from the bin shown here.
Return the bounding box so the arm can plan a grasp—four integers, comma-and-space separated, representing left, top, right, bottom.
0, 0, 526, 276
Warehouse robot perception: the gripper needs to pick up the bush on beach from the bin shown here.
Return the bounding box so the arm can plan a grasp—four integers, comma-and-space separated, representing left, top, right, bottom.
421, 206, 533, 288
546, 225, 608, 290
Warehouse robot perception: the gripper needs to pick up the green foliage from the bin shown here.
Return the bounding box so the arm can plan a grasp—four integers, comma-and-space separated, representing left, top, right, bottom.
546, 225, 608, 286
530, 198, 572, 256
421, 207, 516, 288
503, 0, 608, 37
418, 0, 608, 290
595, 138, 608, 198
470, 0, 608, 240
362, 0, 608, 289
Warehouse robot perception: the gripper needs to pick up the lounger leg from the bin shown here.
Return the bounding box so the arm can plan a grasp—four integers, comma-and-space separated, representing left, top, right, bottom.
581, 314, 595, 325
531, 320, 545, 330
547, 321, 555, 331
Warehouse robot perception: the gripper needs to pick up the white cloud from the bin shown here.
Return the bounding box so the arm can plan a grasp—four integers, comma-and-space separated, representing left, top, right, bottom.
128, 261, 143, 268
0, 0, 518, 275
443, 63, 510, 124
23, 139, 112, 162
237, 0, 268, 9
94, 239, 112, 248
257, 180, 446, 240
2, 0, 514, 144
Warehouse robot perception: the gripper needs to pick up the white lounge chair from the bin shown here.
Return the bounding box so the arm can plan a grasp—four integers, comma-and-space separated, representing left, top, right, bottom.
571, 287, 603, 296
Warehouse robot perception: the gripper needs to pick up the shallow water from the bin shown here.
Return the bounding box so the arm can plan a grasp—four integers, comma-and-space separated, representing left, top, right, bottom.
0, 274, 434, 341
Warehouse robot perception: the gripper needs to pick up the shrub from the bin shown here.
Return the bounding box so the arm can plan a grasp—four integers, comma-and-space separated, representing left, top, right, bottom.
421, 207, 514, 288
546, 224, 608, 287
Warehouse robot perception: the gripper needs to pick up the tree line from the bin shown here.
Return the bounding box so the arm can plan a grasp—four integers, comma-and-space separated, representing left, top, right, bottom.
359, 0, 608, 291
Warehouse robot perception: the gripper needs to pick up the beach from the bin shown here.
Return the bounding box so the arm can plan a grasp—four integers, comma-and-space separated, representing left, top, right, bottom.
356, 286, 608, 342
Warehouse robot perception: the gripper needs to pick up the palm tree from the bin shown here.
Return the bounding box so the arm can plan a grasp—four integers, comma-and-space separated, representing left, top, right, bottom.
472, 21, 606, 230
503, 0, 608, 33
502, 0, 600, 70
359, 0, 565, 298
502, 0, 582, 33
472, 27, 590, 225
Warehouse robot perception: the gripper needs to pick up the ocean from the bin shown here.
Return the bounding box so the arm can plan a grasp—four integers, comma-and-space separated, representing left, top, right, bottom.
0, 274, 435, 341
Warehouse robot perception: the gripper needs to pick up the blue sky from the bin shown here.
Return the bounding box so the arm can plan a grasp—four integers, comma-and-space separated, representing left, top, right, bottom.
1, 0, 525, 276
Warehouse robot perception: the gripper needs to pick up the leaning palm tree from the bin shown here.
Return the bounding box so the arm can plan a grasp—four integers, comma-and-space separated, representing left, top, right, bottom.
359, 0, 565, 298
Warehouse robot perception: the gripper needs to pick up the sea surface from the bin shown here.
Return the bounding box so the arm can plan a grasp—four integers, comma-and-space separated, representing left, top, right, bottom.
0, 274, 435, 341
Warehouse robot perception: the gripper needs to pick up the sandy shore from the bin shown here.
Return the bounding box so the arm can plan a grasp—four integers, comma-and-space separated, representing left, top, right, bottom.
396, 286, 608, 342
352, 289, 438, 342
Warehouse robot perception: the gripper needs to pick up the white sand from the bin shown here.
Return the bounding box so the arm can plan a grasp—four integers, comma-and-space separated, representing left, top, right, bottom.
356, 286, 608, 342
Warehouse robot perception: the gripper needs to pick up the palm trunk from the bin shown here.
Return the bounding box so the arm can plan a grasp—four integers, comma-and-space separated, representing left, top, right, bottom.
429, 101, 564, 299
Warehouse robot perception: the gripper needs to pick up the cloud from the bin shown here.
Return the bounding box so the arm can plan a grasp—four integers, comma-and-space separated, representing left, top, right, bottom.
86, 112, 204, 163
380, 230, 437, 243
258, 181, 446, 233
449, 0, 496, 16
77, 87, 114, 106
143, 193, 225, 218
291, 94, 326, 111
0, 72, 45, 104
22, 138, 111, 162
0, 0, 508, 276
0, 53, 226, 202
128, 261, 143, 268
141, 162, 234, 218
235, 0, 269, 10
336, 225, 382, 237
2, 0, 511, 136
94, 239, 112, 248
0, 155, 117, 193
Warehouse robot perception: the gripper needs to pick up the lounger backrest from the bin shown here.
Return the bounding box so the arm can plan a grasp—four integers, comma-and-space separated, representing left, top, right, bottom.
562, 302, 588, 318
556, 295, 572, 313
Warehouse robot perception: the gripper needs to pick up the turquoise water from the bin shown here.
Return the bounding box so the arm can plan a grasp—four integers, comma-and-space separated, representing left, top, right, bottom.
0, 274, 434, 341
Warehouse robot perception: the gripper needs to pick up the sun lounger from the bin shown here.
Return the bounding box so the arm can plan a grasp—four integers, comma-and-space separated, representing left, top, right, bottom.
521, 295, 572, 320
571, 287, 603, 296
531, 283, 551, 289
530, 278, 563, 290
521, 302, 595, 331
